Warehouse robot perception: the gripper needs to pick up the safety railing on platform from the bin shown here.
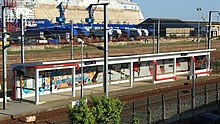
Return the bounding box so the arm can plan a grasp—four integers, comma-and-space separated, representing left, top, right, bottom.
120, 80, 220, 124
212, 60, 220, 74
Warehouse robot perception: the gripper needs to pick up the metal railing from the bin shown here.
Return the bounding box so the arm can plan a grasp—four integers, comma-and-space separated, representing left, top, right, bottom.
121, 80, 220, 124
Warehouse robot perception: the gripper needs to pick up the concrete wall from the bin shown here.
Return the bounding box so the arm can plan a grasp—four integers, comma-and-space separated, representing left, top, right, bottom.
166, 28, 194, 37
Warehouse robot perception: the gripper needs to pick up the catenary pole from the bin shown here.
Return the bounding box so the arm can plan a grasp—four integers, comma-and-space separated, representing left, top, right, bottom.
103, 4, 108, 97
208, 11, 212, 49
207, 11, 219, 49
70, 20, 74, 59
157, 19, 160, 53
80, 42, 84, 98
20, 14, 25, 63
2, 6, 7, 110
153, 22, 155, 53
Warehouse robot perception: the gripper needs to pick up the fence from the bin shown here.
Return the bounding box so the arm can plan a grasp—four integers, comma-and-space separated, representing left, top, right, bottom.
120, 80, 220, 124
212, 60, 220, 74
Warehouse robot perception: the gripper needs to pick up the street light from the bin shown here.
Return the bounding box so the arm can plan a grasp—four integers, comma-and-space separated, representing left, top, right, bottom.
217, 13, 220, 37
208, 11, 219, 49
70, 20, 74, 60
54, 34, 61, 43
157, 18, 160, 53
196, 8, 202, 47
201, 16, 207, 48
20, 14, 25, 63
76, 38, 84, 98
1, 4, 12, 110
76, 38, 104, 98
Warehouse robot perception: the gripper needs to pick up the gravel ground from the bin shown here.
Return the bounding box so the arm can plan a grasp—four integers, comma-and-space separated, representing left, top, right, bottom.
0, 39, 219, 123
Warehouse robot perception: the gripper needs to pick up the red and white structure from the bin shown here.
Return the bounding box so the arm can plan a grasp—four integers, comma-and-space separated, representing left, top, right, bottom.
10, 49, 215, 104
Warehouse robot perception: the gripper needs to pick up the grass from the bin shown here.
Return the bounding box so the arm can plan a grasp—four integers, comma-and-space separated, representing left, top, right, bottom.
1, 40, 219, 55
7, 48, 70, 54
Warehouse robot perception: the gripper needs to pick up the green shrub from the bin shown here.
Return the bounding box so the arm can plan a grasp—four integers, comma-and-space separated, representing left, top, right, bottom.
91, 95, 124, 124
132, 116, 139, 124
68, 97, 95, 124
68, 95, 124, 124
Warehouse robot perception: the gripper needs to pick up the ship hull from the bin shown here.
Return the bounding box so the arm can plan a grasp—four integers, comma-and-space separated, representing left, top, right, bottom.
34, 3, 143, 24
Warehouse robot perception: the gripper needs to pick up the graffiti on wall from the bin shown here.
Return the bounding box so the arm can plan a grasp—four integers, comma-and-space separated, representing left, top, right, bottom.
195, 56, 208, 70
16, 58, 195, 95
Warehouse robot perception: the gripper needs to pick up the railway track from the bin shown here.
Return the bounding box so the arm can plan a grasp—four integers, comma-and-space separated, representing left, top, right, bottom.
1, 41, 220, 66
0, 40, 219, 123
0, 76, 219, 123
119, 78, 220, 103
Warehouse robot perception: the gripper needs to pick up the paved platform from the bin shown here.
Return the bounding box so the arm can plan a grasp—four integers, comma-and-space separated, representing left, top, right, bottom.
0, 76, 217, 121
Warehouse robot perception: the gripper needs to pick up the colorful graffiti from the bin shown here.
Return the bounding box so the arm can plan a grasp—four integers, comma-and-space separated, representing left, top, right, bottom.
18, 67, 98, 94
195, 56, 208, 70
16, 57, 200, 95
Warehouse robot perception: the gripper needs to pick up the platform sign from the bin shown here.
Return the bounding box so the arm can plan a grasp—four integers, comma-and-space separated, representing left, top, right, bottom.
84, 61, 96, 65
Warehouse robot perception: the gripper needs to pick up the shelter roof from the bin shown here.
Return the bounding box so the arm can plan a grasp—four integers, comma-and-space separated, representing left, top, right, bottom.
136, 18, 193, 29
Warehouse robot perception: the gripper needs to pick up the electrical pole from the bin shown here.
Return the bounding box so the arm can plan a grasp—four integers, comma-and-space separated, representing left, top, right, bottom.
80, 42, 84, 98
20, 14, 25, 63
208, 11, 212, 49
201, 16, 207, 49
103, 4, 108, 97
86, 3, 109, 97
2, 6, 7, 110
207, 11, 219, 49
153, 23, 155, 53
196, 8, 202, 48
191, 57, 196, 117
70, 20, 74, 60
157, 19, 160, 53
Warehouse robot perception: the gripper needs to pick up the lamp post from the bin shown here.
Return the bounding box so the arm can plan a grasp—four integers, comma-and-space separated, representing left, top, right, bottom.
156, 18, 160, 53
1, 5, 7, 110
53, 34, 61, 43
196, 8, 202, 47
208, 11, 219, 49
201, 16, 207, 49
70, 20, 74, 60
57, 34, 61, 43
20, 14, 25, 63
76, 38, 84, 98
76, 38, 104, 98
153, 22, 155, 53
217, 13, 220, 37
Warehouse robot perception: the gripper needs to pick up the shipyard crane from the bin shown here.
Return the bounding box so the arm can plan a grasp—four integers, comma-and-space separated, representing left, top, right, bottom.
56, 0, 70, 24
85, 0, 100, 24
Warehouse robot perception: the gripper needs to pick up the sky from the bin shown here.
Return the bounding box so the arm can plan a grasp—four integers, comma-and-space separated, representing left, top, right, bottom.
133, 0, 220, 21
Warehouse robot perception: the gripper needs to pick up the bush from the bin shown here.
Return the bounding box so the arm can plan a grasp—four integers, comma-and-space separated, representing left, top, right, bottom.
68, 97, 95, 124
68, 95, 124, 124
132, 116, 139, 124
91, 95, 124, 124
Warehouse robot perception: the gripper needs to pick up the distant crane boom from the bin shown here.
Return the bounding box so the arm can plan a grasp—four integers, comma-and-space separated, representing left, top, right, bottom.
65, 0, 70, 11
56, 0, 70, 24
85, 0, 100, 24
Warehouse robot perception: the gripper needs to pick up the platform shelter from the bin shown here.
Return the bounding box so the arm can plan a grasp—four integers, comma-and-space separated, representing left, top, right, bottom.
10, 49, 215, 104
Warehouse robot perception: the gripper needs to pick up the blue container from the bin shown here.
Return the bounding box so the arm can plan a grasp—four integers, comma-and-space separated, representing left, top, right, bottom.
48, 39, 59, 44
